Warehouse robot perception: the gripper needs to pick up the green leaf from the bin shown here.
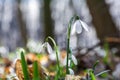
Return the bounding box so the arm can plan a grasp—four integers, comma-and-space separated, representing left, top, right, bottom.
33, 61, 40, 80
90, 71, 96, 80
103, 42, 109, 64
93, 60, 99, 71
21, 51, 30, 80
95, 70, 110, 77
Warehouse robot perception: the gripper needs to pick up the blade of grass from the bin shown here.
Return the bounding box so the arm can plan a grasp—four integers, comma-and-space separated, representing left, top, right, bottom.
90, 71, 96, 80
33, 61, 40, 80
95, 70, 110, 77
103, 42, 109, 64
92, 60, 99, 71
21, 51, 30, 80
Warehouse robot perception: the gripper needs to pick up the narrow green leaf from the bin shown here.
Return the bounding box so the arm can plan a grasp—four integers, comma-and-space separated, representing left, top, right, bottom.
103, 42, 109, 64
95, 70, 110, 77
93, 60, 99, 71
90, 71, 96, 80
33, 61, 40, 80
21, 51, 30, 80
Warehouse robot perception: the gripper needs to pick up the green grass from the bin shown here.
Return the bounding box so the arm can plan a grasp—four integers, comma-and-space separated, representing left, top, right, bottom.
21, 51, 30, 80
33, 61, 41, 80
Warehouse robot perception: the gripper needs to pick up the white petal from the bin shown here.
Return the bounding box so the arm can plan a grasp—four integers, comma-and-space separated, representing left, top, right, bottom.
68, 60, 71, 67
49, 52, 56, 61
62, 56, 67, 66
62, 56, 72, 67
46, 42, 53, 54
75, 20, 82, 34
71, 55, 77, 65
71, 23, 76, 35
36, 43, 45, 53
80, 20, 89, 32
69, 68, 74, 75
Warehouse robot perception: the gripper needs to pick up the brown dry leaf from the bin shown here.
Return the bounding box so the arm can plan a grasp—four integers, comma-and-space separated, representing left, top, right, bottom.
15, 59, 24, 80
15, 59, 48, 80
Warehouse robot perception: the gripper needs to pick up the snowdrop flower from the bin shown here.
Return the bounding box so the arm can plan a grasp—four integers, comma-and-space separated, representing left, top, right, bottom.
46, 42, 54, 54
27, 40, 38, 52
39, 42, 54, 54
63, 55, 77, 66
71, 20, 89, 35
0, 46, 9, 58
69, 68, 74, 75
71, 55, 77, 65
49, 52, 56, 61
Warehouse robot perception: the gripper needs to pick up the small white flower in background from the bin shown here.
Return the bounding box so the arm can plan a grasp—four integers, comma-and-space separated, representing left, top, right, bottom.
13, 48, 26, 66
27, 40, 38, 52
71, 20, 89, 35
0, 46, 9, 58
36, 43, 46, 53
69, 68, 74, 75
16, 48, 25, 59
27, 40, 44, 53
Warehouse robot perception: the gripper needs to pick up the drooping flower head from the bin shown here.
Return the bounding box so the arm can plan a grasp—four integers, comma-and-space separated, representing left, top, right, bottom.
39, 42, 54, 54
71, 16, 89, 35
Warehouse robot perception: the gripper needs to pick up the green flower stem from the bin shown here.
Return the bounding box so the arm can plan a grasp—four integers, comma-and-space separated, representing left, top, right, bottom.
89, 70, 96, 80
46, 37, 60, 77
66, 24, 71, 74
66, 16, 78, 74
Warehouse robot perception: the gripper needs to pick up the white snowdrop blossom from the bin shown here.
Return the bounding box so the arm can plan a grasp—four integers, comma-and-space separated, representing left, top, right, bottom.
27, 40, 38, 52
69, 68, 74, 75
68, 59, 71, 67
62, 55, 77, 66
49, 52, 56, 61
71, 20, 89, 35
46, 42, 54, 54
71, 55, 78, 65
37, 43, 46, 53
62, 56, 67, 66
39, 42, 54, 54
13, 48, 26, 66
62, 56, 70, 66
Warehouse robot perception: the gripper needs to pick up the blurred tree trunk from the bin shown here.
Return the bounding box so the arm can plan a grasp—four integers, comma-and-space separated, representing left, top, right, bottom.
44, 0, 54, 39
86, 0, 119, 40
17, 0, 27, 47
